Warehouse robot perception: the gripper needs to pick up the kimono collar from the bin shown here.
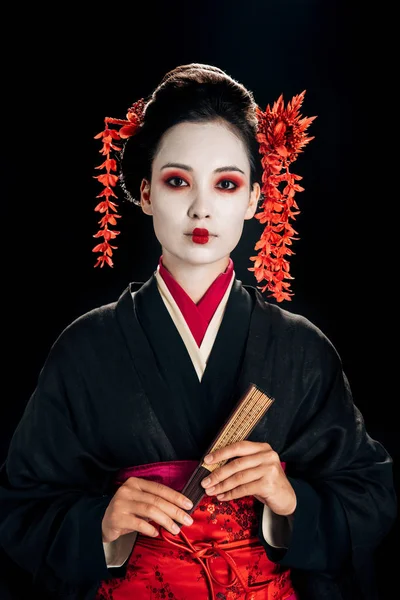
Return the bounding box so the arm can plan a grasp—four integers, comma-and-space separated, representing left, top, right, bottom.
157, 256, 234, 347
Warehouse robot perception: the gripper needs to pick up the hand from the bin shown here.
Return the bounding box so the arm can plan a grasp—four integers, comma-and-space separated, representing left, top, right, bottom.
200, 441, 296, 516
102, 477, 194, 543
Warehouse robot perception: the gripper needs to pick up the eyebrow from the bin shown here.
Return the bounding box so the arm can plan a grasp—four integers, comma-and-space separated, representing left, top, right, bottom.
160, 162, 245, 175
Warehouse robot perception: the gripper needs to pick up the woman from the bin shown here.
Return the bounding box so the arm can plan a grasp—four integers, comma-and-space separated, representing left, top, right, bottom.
0, 63, 396, 600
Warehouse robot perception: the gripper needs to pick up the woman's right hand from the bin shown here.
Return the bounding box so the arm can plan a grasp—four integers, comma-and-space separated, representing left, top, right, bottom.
101, 476, 194, 543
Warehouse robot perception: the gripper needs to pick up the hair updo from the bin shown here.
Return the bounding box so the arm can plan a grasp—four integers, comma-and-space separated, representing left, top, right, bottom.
119, 63, 262, 205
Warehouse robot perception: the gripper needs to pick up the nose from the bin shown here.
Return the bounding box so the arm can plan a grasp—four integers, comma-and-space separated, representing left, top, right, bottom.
187, 184, 213, 220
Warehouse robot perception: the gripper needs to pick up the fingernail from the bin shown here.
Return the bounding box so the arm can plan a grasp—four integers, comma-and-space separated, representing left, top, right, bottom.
202, 478, 211, 487
206, 486, 215, 494
172, 524, 180, 534
204, 454, 213, 463
183, 515, 193, 525
184, 499, 193, 509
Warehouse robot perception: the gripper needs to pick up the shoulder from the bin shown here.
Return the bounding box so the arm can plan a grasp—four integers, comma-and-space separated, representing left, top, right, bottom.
246, 284, 341, 366
46, 284, 134, 359
59, 300, 118, 345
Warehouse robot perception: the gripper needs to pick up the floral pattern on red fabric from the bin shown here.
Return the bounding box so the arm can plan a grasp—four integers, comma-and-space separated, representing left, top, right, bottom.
96, 486, 295, 599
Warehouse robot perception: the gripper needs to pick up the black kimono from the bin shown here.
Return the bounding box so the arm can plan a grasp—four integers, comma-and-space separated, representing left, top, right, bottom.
0, 273, 396, 599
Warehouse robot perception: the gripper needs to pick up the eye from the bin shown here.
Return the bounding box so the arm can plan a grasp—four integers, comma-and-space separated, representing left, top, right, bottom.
216, 179, 238, 191
166, 176, 189, 188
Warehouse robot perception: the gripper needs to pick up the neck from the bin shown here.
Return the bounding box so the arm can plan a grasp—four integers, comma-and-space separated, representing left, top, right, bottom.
161, 253, 230, 303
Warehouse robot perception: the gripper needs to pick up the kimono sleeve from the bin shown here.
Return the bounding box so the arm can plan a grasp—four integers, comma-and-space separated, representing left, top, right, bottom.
256, 315, 397, 595
0, 326, 116, 595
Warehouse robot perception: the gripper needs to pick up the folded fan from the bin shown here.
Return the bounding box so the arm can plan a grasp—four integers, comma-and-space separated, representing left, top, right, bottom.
181, 383, 275, 514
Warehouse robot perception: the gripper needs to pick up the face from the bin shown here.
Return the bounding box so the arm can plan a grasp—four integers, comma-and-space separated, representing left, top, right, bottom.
140, 120, 260, 269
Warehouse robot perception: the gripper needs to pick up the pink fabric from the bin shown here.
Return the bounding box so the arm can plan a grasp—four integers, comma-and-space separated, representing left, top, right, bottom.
115, 459, 198, 490
116, 460, 287, 490
158, 255, 234, 346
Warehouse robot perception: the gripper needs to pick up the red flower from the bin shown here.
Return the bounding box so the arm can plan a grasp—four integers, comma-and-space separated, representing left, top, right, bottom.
93, 228, 120, 241
119, 123, 140, 138
96, 186, 118, 199
249, 91, 316, 302
94, 254, 114, 268
95, 158, 118, 172
92, 241, 116, 256
98, 213, 121, 228
94, 199, 118, 213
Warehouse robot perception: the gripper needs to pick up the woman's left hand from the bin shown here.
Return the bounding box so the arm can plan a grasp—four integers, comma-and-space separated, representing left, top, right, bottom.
201, 441, 296, 516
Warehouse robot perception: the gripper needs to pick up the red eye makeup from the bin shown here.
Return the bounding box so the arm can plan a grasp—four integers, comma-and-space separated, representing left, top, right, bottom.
161, 171, 190, 188
160, 169, 246, 191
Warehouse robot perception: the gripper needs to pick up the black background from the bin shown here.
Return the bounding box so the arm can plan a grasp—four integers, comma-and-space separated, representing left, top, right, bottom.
2, 1, 398, 597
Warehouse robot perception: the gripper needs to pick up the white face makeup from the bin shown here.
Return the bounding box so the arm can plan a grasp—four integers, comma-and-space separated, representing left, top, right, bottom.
140, 120, 260, 270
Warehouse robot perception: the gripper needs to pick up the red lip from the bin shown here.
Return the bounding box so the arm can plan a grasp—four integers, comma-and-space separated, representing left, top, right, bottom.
192, 228, 209, 236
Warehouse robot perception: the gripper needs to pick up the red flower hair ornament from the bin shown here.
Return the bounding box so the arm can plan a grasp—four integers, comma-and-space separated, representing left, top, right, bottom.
92, 99, 146, 268
93, 93, 316, 302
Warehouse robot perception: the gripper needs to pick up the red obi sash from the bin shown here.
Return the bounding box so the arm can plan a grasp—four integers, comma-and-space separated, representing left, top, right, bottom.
95, 460, 297, 600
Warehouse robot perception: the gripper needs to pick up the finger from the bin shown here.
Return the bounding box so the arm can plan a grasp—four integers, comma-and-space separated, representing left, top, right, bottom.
118, 486, 194, 530
134, 492, 193, 533
204, 441, 271, 465
126, 477, 193, 510
201, 455, 262, 489
107, 512, 160, 538
129, 501, 192, 536
203, 466, 265, 496
213, 479, 265, 502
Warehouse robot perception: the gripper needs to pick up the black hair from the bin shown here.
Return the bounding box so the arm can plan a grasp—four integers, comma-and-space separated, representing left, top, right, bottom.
119, 63, 262, 205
